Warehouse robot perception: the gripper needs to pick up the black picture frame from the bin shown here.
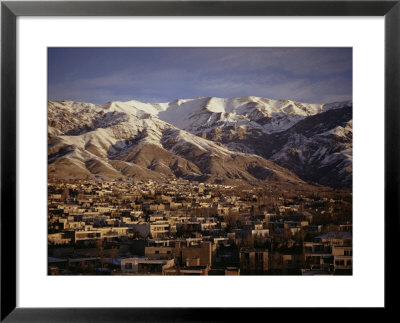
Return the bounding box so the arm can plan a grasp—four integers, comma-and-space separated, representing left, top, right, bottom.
1, 0, 398, 321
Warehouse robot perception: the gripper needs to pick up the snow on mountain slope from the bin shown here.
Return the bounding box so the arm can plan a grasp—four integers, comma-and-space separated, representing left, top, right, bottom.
50, 96, 348, 136
263, 106, 353, 188
48, 96, 352, 187
48, 99, 306, 186
155, 96, 349, 135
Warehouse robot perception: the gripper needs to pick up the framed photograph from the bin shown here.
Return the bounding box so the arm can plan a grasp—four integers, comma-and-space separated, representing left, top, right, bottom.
1, 0, 398, 321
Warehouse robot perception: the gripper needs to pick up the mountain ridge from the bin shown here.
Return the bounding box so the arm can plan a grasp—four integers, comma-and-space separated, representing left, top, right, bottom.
48, 96, 352, 188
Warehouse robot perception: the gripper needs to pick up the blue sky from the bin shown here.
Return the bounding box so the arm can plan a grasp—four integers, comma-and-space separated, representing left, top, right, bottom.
48, 47, 352, 104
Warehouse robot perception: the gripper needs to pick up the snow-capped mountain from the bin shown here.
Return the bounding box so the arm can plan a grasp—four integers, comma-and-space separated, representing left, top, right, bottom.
48, 100, 306, 187
266, 105, 352, 188
193, 101, 353, 188
157, 96, 350, 135
48, 96, 352, 187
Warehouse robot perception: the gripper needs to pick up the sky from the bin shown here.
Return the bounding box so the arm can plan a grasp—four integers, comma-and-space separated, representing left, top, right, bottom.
48, 47, 352, 105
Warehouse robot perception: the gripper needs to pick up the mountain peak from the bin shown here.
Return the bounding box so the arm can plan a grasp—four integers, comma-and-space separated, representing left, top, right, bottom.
48, 96, 352, 188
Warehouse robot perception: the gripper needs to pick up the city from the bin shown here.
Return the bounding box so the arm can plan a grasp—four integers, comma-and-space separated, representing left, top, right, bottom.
47, 48, 353, 276
48, 178, 352, 276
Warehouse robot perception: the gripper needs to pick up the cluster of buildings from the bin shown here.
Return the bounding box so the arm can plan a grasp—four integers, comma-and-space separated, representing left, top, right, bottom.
48, 179, 352, 275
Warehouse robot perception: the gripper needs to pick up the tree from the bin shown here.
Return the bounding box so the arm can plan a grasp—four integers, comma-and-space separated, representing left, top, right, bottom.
62, 187, 69, 201
96, 239, 104, 268
223, 210, 239, 232
282, 228, 292, 241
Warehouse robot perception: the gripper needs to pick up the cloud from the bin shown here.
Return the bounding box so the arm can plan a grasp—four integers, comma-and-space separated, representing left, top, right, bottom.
48, 47, 352, 104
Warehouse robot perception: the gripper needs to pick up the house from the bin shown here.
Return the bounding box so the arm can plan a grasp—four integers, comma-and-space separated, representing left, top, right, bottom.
332, 245, 352, 274
240, 248, 269, 274
303, 241, 333, 271
75, 230, 102, 243
304, 232, 352, 273
225, 267, 240, 275
48, 232, 72, 245
121, 257, 175, 274
145, 246, 175, 259
181, 241, 213, 267
131, 221, 170, 238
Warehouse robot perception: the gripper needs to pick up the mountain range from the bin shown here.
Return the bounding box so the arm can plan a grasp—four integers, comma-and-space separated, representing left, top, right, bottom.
48, 96, 352, 188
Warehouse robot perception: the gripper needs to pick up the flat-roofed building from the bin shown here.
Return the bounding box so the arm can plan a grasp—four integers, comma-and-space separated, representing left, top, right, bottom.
75, 230, 102, 242
332, 245, 352, 274
121, 257, 175, 274
181, 241, 213, 267
240, 248, 269, 274
48, 232, 72, 245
